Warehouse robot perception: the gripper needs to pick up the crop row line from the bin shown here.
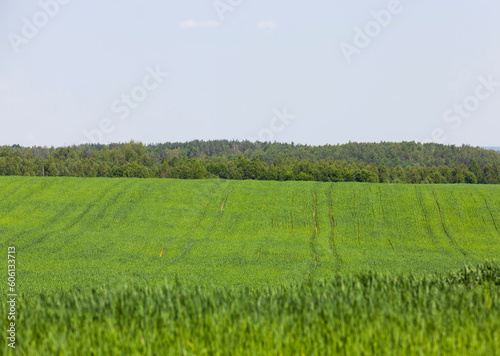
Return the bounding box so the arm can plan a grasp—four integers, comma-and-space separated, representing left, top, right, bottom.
378, 187, 385, 219
312, 190, 318, 267
483, 198, 499, 233
216, 186, 233, 224
271, 194, 276, 229
415, 188, 431, 234
330, 187, 343, 265
432, 191, 467, 257
160, 182, 226, 266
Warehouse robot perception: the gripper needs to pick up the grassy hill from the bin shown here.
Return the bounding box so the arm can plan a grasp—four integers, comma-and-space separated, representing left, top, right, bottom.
1, 176, 498, 295
1, 176, 499, 354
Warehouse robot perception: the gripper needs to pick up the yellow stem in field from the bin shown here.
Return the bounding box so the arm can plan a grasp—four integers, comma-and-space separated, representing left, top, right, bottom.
159, 244, 164, 257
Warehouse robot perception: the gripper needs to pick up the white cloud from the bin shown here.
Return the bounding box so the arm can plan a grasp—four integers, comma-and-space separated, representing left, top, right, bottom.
179, 20, 220, 29
0, 82, 9, 92
257, 21, 277, 31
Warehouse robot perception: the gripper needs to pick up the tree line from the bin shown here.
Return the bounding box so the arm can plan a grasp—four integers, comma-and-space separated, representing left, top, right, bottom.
1, 141, 499, 184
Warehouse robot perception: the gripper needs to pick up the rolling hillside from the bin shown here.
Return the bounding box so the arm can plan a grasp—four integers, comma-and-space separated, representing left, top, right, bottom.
1, 177, 499, 295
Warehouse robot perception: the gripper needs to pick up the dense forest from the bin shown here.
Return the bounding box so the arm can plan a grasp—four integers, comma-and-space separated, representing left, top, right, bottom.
1, 141, 499, 184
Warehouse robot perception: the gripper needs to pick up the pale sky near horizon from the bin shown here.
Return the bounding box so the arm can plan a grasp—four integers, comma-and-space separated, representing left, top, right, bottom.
1, 0, 499, 147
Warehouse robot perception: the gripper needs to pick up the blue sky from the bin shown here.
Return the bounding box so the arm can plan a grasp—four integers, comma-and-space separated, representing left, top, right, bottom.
1, 0, 499, 147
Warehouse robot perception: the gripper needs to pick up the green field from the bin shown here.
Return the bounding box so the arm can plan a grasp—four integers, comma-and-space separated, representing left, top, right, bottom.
1, 176, 499, 292
1, 177, 499, 354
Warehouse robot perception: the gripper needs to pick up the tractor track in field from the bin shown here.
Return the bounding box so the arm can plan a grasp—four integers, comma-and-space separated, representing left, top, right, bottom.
181, 183, 233, 261
352, 188, 361, 248
329, 186, 343, 266
379, 187, 397, 252
357, 223, 361, 247
1, 181, 40, 214
65, 180, 136, 230
216, 185, 233, 224
308, 184, 333, 277
482, 197, 499, 234
378, 187, 385, 219
10, 196, 88, 245
0, 183, 24, 205
432, 191, 467, 257
468, 193, 489, 229
271, 194, 276, 230
19, 181, 129, 251
414, 187, 440, 248
305, 187, 320, 282
199, 181, 229, 239
192, 188, 218, 232
253, 191, 282, 260
159, 181, 226, 268
188, 181, 225, 238
282, 191, 295, 262
0, 177, 20, 191
311, 190, 318, 268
